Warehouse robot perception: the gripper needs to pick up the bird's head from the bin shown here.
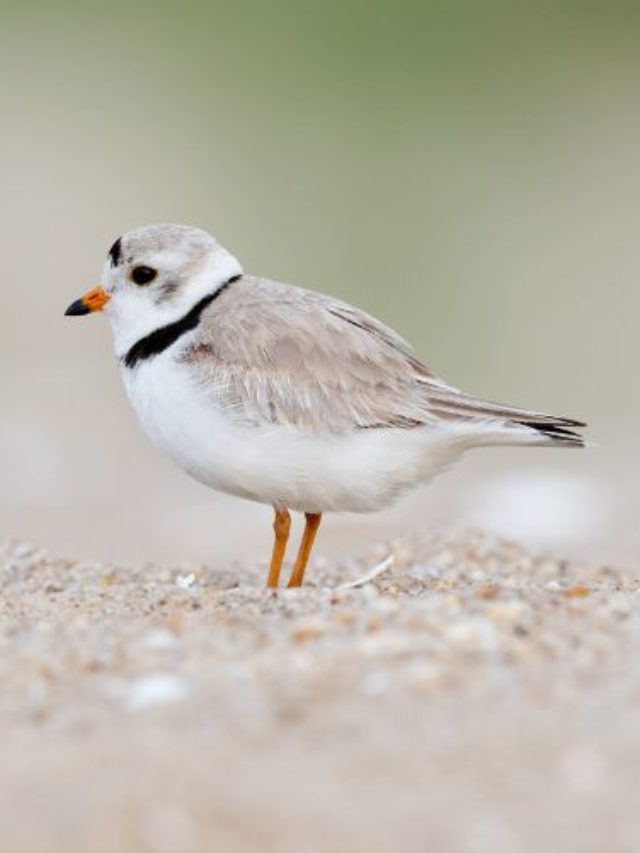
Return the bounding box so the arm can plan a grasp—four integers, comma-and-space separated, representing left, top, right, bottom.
65, 223, 242, 355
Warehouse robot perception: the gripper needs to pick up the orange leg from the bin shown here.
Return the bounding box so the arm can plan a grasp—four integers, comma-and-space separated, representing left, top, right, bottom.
287, 513, 322, 588
266, 508, 291, 588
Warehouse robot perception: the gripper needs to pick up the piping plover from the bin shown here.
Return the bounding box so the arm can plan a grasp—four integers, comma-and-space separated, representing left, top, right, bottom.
65, 224, 585, 587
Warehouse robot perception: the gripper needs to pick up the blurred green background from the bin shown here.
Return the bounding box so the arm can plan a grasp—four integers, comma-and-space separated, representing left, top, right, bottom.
0, 1, 636, 564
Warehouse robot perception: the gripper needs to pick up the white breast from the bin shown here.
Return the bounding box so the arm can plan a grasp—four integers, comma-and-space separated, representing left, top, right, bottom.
121, 352, 470, 513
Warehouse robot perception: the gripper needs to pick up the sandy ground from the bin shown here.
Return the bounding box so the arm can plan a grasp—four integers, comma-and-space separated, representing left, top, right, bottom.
0, 531, 639, 853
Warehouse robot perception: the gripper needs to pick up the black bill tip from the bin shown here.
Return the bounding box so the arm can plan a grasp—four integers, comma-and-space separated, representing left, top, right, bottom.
65, 298, 91, 316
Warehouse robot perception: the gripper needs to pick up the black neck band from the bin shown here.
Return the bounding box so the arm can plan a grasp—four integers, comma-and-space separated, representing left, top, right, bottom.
123, 274, 240, 369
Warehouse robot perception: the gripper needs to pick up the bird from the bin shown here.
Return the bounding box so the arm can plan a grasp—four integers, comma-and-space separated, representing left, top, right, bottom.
65, 224, 585, 588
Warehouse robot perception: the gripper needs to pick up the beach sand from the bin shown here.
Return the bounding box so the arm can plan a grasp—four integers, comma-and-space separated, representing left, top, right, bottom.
0, 531, 638, 853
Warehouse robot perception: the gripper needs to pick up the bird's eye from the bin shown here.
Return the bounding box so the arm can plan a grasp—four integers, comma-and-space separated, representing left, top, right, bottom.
131, 266, 157, 286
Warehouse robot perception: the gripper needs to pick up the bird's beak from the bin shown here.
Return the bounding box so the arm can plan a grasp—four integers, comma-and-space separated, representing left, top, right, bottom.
65, 286, 111, 316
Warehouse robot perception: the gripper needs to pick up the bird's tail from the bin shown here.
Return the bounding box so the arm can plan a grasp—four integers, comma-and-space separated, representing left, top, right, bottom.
423, 386, 587, 448
508, 413, 586, 448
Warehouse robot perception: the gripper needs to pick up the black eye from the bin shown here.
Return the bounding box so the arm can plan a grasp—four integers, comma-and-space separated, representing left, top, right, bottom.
131, 266, 157, 285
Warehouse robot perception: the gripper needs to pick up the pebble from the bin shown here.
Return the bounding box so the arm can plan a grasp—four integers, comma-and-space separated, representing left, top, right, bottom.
136, 629, 180, 652
120, 674, 190, 711
445, 618, 499, 654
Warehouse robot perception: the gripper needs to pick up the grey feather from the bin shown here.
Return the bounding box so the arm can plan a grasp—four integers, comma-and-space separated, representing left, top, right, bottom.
180, 275, 585, 445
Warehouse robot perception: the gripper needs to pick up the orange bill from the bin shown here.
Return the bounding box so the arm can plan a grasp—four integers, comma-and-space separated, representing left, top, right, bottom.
65, 286, 111, 316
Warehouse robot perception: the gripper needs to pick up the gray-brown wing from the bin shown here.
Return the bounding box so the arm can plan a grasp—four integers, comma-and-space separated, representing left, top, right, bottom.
181, 276, 585, 441
180, 276, 443, 433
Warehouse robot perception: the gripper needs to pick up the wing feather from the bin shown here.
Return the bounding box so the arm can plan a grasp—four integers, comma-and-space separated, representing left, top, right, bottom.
180, 275, 584, 442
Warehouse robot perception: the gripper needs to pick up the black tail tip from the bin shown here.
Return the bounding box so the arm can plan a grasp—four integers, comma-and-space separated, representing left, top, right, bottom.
522, 419, 587, 447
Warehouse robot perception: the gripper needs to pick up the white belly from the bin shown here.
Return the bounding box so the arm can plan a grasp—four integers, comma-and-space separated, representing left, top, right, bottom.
121, 353, 469, 513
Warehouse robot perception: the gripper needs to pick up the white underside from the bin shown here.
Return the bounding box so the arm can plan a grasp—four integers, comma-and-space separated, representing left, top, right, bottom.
122, 349, 534, 514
